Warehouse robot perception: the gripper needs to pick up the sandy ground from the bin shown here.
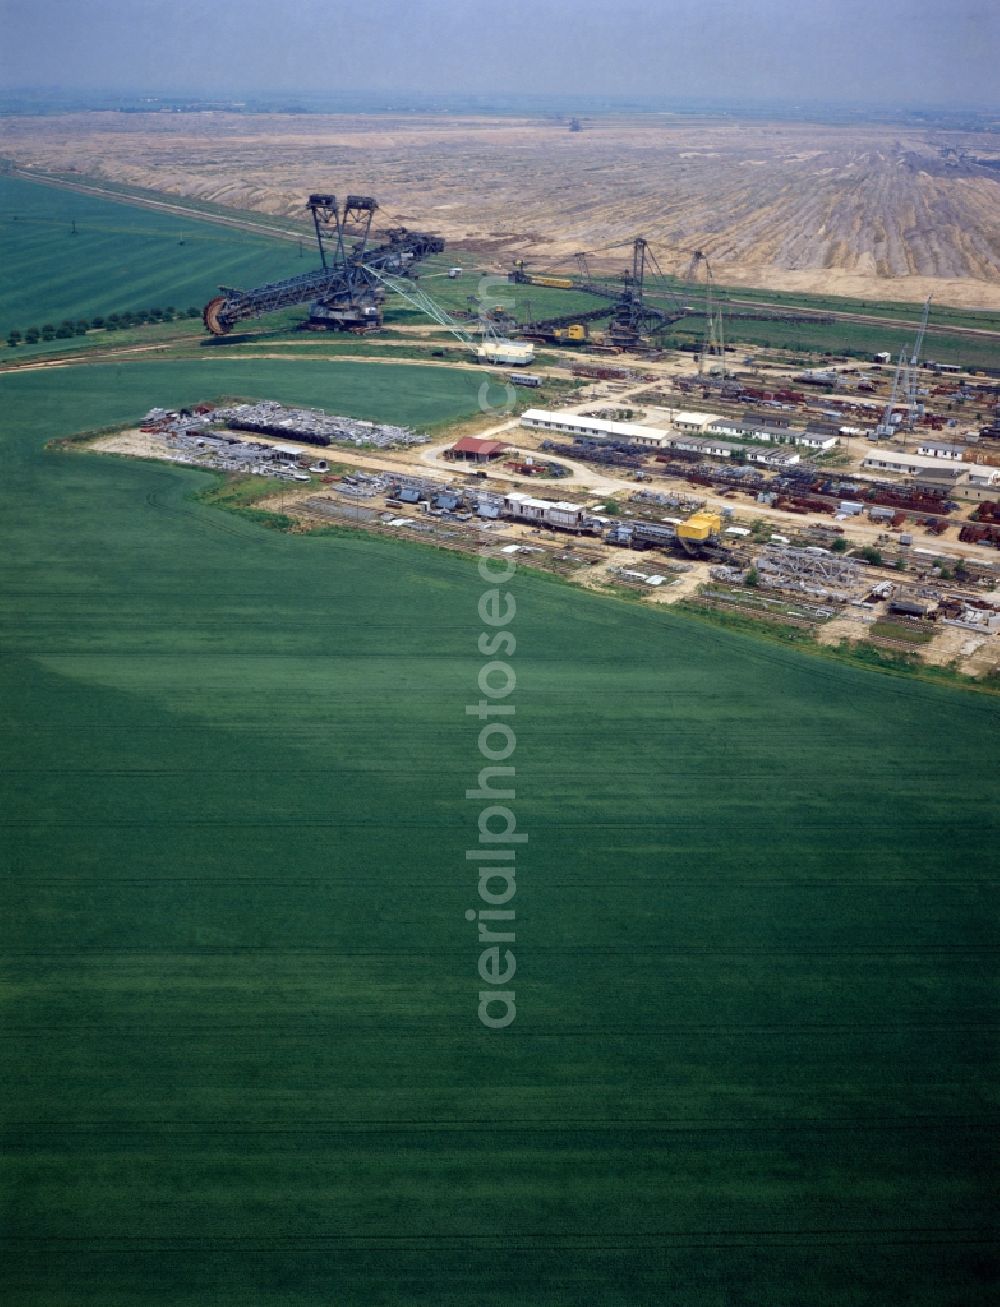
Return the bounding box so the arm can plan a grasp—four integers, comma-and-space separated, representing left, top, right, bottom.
920, 623, 1000, 678
89, 429, 177, 459
815, 607, 999, 677
814, 614, 870, 648
6, 112, 1000, 308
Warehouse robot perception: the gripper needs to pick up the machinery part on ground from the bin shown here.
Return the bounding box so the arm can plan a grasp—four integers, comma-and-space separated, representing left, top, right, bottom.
520, 306, 610, 344
202, 296, 229, 336
873, 349, 907, 440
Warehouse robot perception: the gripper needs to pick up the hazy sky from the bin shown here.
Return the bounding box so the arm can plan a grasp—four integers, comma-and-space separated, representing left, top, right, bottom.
1, 0, 997, 108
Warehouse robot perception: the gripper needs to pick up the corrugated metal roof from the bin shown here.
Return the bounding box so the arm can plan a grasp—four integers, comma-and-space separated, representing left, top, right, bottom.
451, 436, 510, 455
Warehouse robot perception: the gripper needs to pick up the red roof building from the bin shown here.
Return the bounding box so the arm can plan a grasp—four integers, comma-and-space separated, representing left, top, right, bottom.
447, 436, 512, 463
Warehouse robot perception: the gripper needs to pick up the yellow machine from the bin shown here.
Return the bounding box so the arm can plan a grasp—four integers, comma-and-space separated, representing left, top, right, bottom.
510, 260, 575, 290
530, 274, 575, 289
676, 511, 722, 542
553, 323, 588, 341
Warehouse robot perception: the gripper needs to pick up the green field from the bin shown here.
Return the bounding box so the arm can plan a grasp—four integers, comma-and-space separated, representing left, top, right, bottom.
664, 310, 1000, 370
1, 183, 999, 1304
644, 274, 1000, 335
1, 354, 998, 1304
385, 255, 614, 328
11, 168, 312, 240
0, 175, 306, 335
6, 170, 997, 376
0, 175, 615, 359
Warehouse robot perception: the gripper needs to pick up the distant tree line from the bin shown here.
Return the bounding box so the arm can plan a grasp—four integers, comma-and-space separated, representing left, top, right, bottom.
5, 305, 202, 347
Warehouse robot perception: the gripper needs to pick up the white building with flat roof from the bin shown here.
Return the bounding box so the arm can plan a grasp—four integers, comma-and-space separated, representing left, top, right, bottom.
968, 466, 1000, 487
708, 416, 795, 443
746, 448, 801, 467
520, 407, 755, 461
863, 451, 967, 484
502, 491, 586, 530
916, 440, 966, 461
669, 434, 740, 458
863, 451, 957, 474
673, 410, 723, 432
796, 431, 839, 452
519, 409, 669, 447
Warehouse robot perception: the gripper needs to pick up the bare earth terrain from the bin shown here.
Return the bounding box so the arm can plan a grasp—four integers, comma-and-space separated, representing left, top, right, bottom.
3, 112, 1000, 307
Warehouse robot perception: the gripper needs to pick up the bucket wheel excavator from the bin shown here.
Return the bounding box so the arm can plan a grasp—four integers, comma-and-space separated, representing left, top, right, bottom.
202, 194, 445, 337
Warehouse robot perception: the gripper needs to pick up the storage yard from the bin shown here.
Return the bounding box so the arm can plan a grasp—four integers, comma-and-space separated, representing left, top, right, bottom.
86, 361, 1000, 680
83, 289, 999, 628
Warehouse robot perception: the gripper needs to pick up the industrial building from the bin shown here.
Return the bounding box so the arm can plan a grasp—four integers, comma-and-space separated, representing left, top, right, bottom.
709, 413, 792, 440
910, 467, 971, 497
520, 407, 840, 467
521, 409, 749, 460
519, 409, 669, 447
796, 429, 840, 452
707, 415, 839, 452
669, 434, 741, 458
915, 440, 966, 461
745, 448, 801, 468
862, 451, 967, 479
501, 491, 589, 532
446, 436, 512, 463
672, 411, 723, 432
968, 466, 1000, 488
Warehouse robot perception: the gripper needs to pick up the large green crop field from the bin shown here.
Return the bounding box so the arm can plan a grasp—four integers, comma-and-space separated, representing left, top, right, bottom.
0, 169, 997, 1307
1, 352, 998, 1305
0, 175, 306, 334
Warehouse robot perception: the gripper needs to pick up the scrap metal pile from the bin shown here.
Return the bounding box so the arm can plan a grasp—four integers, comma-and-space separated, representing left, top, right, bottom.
540, 438, 646, 469
211, 401, 427, 449
753, 545, 859, 603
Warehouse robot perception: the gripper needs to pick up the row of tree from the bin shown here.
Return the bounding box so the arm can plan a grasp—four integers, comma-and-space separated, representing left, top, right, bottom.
5, 306, 202, 347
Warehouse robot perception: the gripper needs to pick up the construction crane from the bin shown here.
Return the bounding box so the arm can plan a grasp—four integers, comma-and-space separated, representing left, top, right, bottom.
902, 295, 932, 428
874, 349, 907, 441
684, 250, 727, 378
201, 193, 444, 336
